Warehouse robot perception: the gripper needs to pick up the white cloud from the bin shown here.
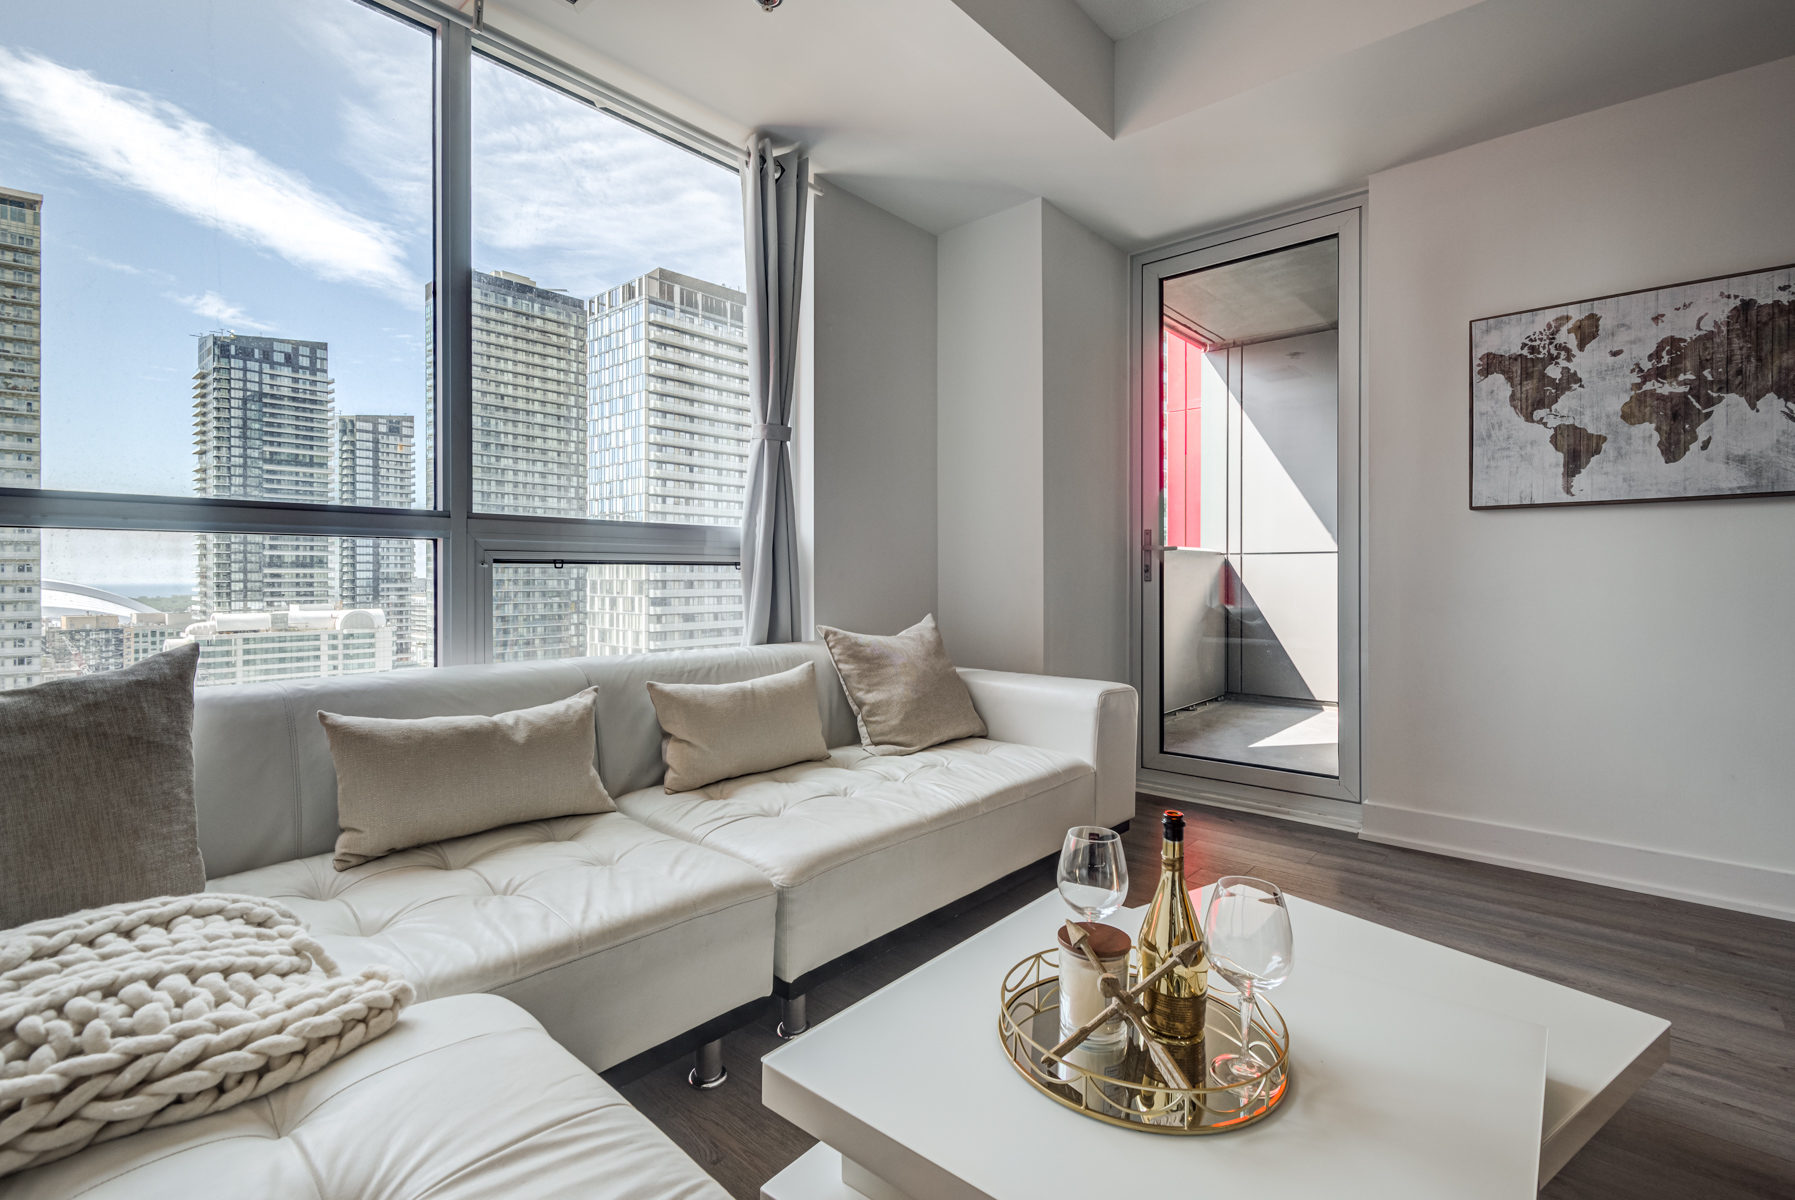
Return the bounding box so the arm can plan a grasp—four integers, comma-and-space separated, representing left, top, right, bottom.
171, 291, 273, 332
0, 46, 419, 303
471, 61, 745, 296
290, 7, 433, 233
85, 254, 141, 275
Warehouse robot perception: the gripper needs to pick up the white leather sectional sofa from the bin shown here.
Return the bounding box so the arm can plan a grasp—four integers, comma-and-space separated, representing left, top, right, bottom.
5, 642, 1135, 1198
195, 641, 1136, 1056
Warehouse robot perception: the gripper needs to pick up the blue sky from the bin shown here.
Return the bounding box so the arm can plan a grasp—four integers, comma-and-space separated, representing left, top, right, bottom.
3, 0, 742, 590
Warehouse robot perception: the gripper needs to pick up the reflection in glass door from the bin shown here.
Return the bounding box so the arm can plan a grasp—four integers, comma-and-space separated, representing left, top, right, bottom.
1158, 238, 1340, 778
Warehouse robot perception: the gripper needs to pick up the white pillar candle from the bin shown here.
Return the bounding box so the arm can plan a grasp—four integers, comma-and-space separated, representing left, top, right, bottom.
1056, 921, 1132, 1049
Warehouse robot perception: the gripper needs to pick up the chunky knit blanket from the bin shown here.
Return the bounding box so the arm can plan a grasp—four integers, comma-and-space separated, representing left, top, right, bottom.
0, 894, 413, 1177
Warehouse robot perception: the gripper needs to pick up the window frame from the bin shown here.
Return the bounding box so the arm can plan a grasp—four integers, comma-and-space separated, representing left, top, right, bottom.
0, 0, 745, 672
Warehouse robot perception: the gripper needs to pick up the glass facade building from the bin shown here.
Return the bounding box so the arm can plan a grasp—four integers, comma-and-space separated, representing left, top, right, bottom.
337, 414, 428, 668
191, 334, 336, 617
586, 269, 748, 654
450, 270, 592, 662
171, 607, 395, 688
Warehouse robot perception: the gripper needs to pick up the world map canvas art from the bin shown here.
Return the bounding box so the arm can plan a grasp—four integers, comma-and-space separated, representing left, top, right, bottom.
1470, 264, 1795, 508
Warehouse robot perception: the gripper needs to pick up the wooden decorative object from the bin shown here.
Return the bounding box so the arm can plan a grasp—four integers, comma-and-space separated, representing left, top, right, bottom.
1046, 920, 1206, 1090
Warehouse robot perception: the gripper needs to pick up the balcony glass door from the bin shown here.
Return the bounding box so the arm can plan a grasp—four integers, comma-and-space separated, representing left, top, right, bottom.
1139, 208, 1360, 802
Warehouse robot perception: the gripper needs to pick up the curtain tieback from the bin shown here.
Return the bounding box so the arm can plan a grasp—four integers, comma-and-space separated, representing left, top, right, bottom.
755, 423, 793, 442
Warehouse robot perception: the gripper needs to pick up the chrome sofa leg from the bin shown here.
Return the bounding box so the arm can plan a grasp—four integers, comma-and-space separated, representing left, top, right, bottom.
777, 993, 807, 1039
688, 1038, 727, 1089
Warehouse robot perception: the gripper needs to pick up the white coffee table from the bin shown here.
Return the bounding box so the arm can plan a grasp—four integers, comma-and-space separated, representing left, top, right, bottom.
761, 889, 1667, 1200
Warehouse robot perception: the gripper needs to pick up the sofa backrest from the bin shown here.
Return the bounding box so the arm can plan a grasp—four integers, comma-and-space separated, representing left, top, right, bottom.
192, 641, 857, 879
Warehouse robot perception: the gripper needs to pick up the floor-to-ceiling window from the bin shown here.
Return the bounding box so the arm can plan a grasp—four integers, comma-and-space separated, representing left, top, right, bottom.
1137, 205, 1361, 807
0, 0, 746, 686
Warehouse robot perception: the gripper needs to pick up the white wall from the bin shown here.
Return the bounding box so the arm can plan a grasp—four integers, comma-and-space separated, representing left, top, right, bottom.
937, 198, 1129, 680
1042, 202, 1129, 683
807, 183, 940, 637
938, 200, 1047, 671
1238, 329, 1340, 703
1363, 55, 1795, 920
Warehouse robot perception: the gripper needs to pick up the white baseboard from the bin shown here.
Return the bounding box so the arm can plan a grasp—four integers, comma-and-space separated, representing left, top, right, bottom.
1137, 769, 1364, 832
1361, 802, 1795, 923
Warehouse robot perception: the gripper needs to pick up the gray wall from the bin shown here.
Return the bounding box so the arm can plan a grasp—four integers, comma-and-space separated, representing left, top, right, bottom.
1363, 55, 1795, 919
936, 198, 1128, 681
1042, 200, 1128, 684
808, 182, 940, 636
806, 185, 1126, 691
937, 200, 1047, 671
1235, 328, 1339, 703
1163, 549, 1226, 710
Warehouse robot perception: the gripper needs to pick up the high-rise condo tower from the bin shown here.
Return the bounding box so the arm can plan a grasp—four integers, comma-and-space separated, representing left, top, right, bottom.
0, 187, 43, 689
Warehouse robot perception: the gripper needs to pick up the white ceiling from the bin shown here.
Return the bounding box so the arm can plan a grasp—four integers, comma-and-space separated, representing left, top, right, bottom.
1070, 0, 1205, 41
496, 0, 1795, 251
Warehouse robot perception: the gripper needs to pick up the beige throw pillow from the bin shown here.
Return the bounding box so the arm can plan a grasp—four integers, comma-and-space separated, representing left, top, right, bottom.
320, 688, 612, 871
647, 662, 830, 793
817, 615, 987, 756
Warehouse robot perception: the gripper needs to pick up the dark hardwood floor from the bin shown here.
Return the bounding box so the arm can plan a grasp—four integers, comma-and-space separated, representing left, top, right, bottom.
615, 795, 1795, 1199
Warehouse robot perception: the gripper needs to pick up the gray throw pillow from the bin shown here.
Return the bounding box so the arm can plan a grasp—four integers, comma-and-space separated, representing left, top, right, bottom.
816, 615, 987, 755
321, 687, 613, 871
0, 643, 205, 930
647, 661, 831, 793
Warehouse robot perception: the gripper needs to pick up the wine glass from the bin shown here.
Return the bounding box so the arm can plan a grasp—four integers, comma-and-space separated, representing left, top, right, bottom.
1201, 876, 1293, 1087
1057, 826, 1129, 924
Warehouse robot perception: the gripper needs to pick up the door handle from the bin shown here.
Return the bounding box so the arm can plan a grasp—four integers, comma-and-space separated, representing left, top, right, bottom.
1142, 528, 1156, 582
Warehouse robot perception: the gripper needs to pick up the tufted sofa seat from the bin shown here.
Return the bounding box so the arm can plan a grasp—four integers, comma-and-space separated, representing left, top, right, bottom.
615, 738, 1096, 984
189, 655, 796, 1075
207, 812, 776, 1073
0, 994, 729, 1200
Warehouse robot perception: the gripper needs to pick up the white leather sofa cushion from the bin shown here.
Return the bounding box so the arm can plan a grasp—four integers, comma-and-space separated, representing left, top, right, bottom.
577, 642, 857, 799
188, 645, 1136, 878
193, 660, 601, 879
0, 994, 729, 1200
613, 739, 1095, 982
957, 668, 1140, 829
191, 645, 859, 879
208, 812, 777, 1072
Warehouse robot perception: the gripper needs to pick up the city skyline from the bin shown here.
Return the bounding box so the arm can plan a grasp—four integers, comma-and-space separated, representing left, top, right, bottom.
0, 0, 751, 688
0, 1, 742, 501
25, 255, 753, 681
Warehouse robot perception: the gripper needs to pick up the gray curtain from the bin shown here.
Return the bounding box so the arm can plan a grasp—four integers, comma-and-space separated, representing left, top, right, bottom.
740, 135, 809, 645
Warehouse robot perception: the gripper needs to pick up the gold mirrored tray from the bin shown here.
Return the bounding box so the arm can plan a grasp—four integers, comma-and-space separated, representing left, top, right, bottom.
999, 949, 1290, 1134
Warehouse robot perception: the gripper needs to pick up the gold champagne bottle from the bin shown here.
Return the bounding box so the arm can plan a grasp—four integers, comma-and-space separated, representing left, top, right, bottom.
1138, 809, 1208, 1046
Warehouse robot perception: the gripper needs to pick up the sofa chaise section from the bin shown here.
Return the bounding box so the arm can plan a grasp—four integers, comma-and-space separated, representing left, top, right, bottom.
208, 812, 775, 1073
0, 994, 730, 1200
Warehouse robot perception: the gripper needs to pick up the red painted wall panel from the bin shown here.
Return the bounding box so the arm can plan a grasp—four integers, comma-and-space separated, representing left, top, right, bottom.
1163, 327, 1205, 547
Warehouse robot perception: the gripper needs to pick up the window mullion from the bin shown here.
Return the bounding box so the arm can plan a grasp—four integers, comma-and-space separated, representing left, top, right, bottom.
469, 514, 740, 564
434, 20, 480, 666
0, 491, 449, 540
